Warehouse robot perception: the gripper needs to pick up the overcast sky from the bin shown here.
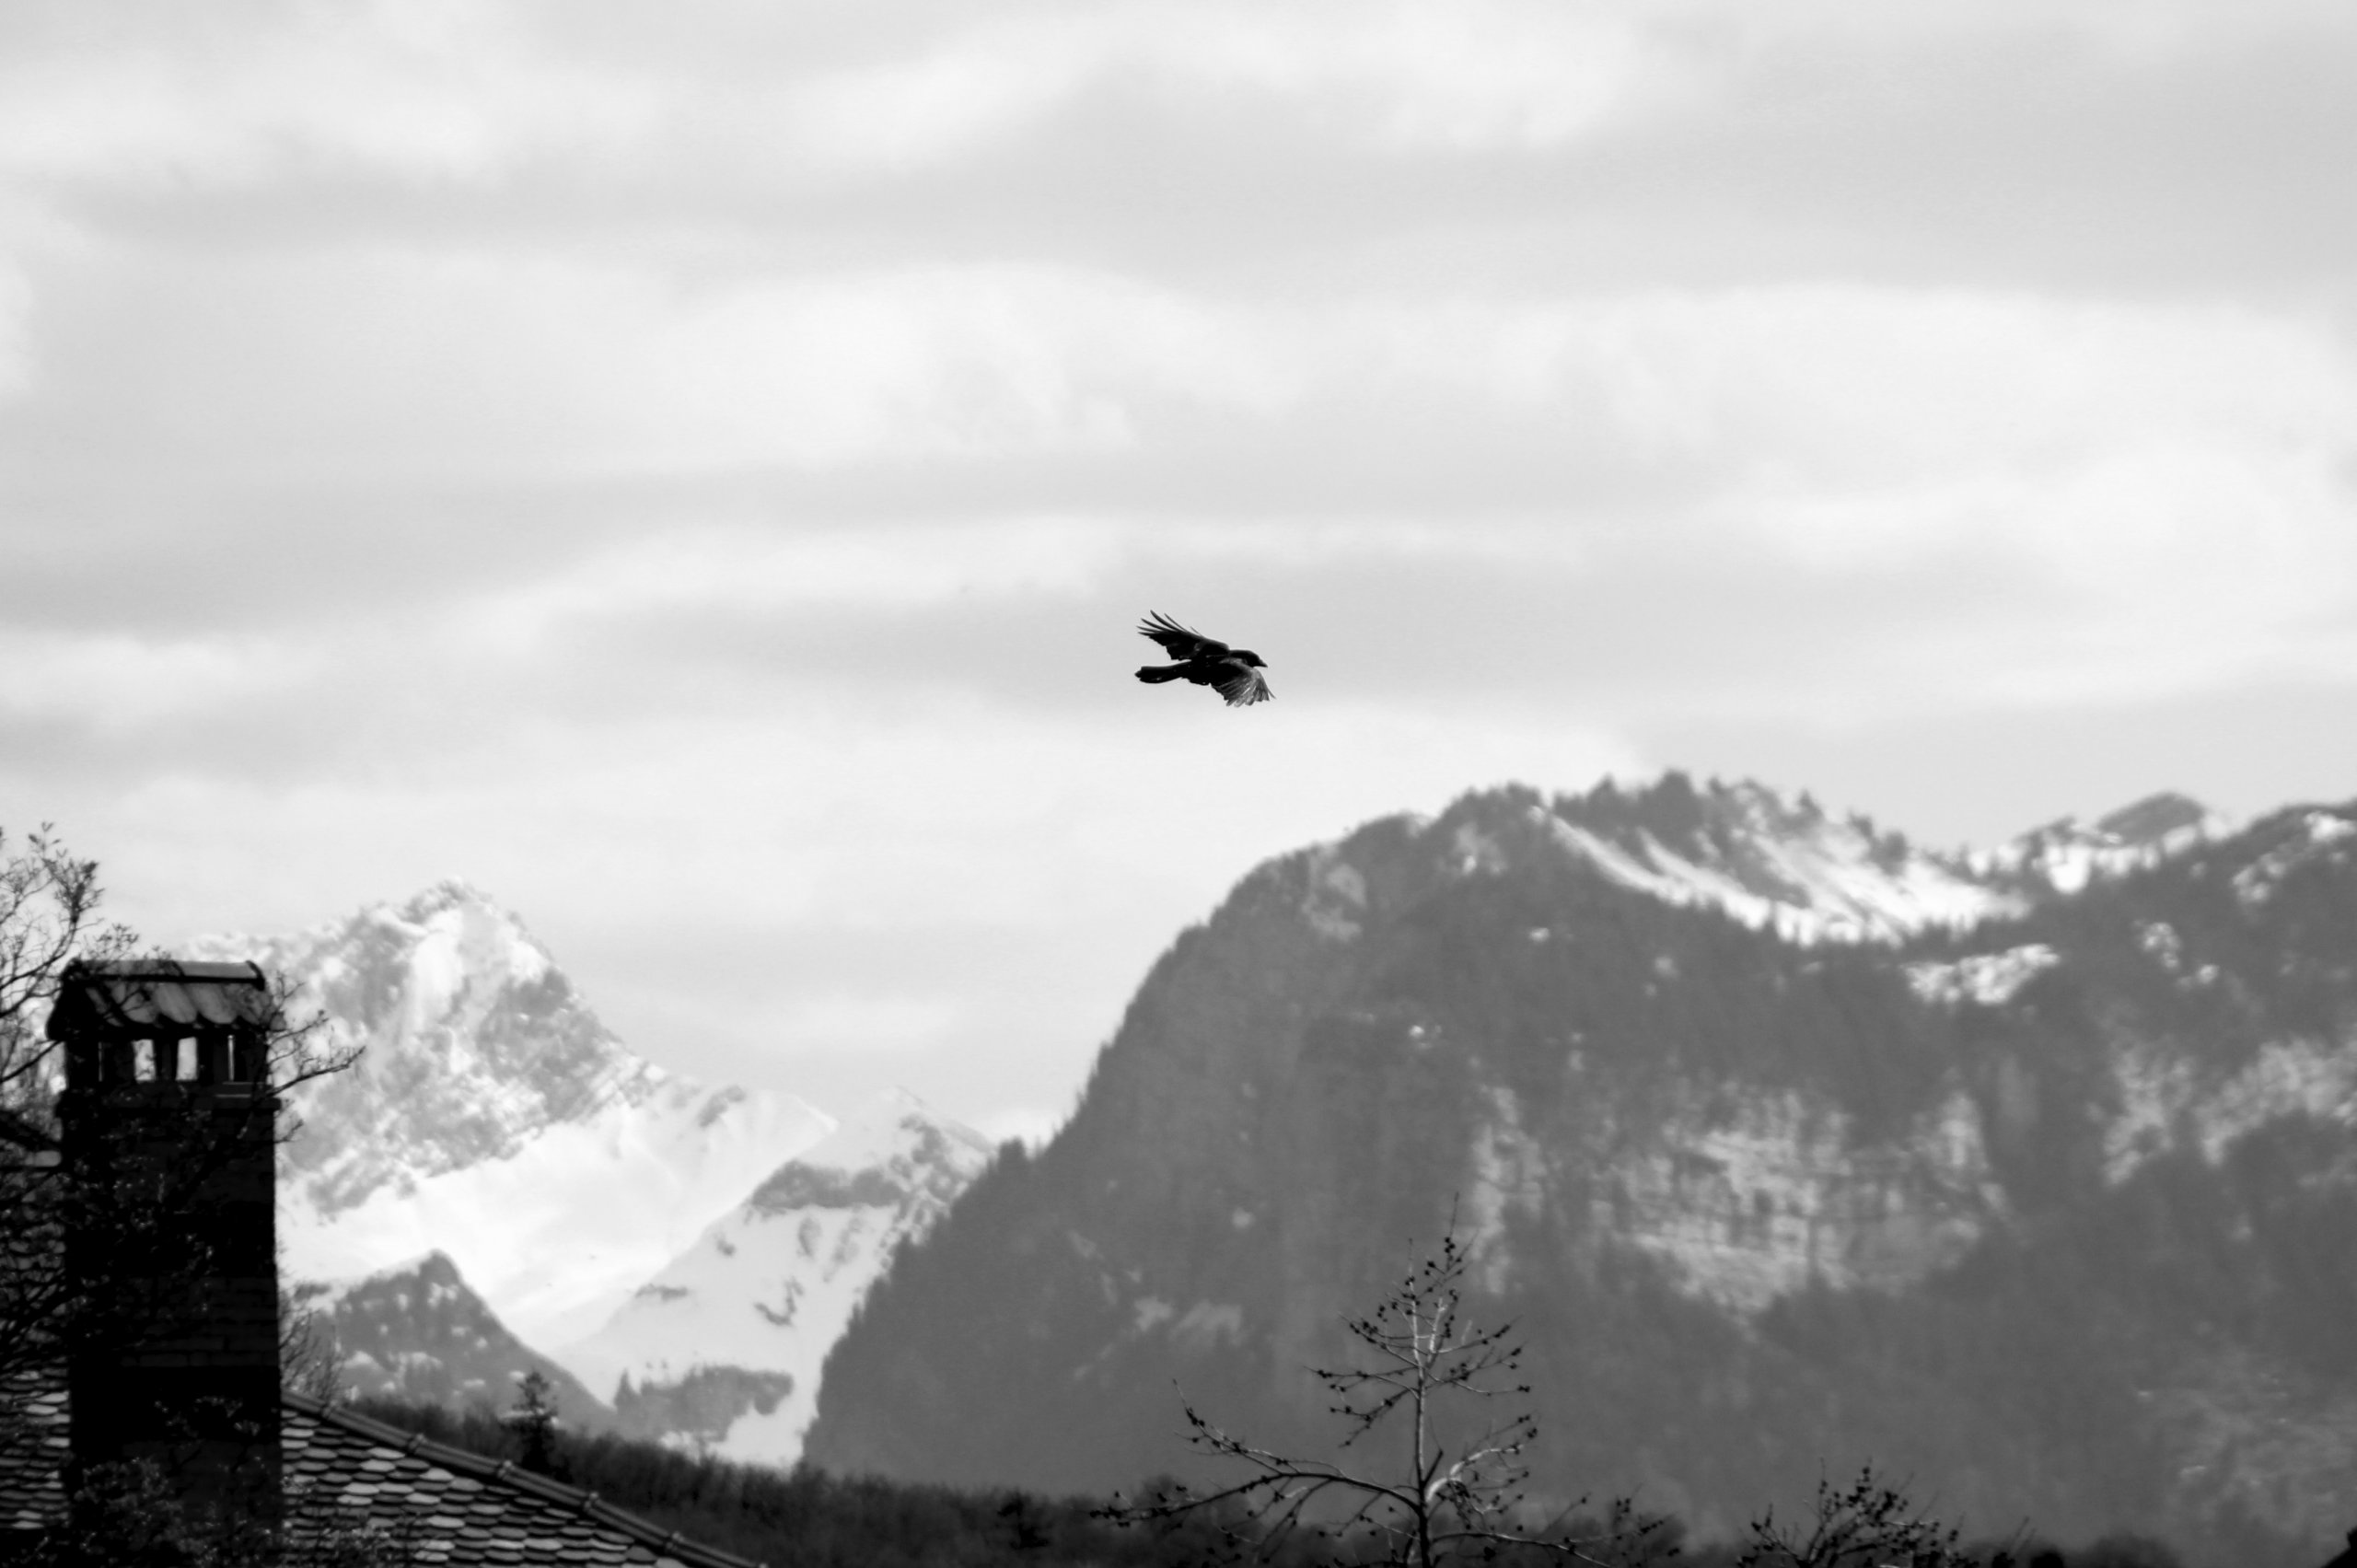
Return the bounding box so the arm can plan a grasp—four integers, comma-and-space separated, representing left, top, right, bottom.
5, 2, 2356, 1142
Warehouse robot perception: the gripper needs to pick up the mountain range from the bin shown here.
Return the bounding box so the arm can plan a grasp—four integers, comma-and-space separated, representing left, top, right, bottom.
188, 775, 2357, 1561
799, 775, 2356, 1563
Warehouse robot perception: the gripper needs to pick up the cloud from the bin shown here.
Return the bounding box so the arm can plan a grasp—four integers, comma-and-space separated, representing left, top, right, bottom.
971, 1103, 1063, 1152
0, 627, 312, 730
6, 272, 2350, 768
1751, 447, 2357, 709
774, 16, 1098, 174
1680, 0, 2357, 61
3, 0, 2355, 1137
1140, 2, 1676, 151
764, 995, 960, 1055
20, 674, 1641, 1101
24, 215, 2349, 506
0, 260, 28, 398
3, 248, 1299, 481
481, 519, 1123, 632
6, 253, 2351, 761
0, 0, 1676, 202
1357, 287, 2357, 484
0, 2, 656, 187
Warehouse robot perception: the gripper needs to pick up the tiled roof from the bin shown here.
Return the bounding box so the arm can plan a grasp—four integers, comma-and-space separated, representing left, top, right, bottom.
283, 1391, 769, 1568
0, 1384, 767, 1568
0, 1374, 66, 1532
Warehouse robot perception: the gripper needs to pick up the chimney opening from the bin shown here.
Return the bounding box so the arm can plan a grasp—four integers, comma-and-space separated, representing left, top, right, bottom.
232, 1026, 264, 1084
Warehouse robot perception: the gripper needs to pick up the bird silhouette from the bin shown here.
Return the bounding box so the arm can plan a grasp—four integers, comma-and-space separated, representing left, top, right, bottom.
1134, 611, 1272, 706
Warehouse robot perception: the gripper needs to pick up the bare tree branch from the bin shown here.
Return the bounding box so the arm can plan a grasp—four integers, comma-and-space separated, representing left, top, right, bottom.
1737, 1465, 1979, 1568
0, 827, 366, 1434
0, 826, 136, 1111
1101, 1224, 1672, 1568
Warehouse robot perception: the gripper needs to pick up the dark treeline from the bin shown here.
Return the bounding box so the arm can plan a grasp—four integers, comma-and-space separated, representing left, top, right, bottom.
345, 1395, 2197, 1568
348, 1394, 1283, 1568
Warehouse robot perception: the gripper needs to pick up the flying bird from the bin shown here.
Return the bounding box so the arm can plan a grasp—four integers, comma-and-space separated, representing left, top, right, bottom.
1134, 611, 1273, 706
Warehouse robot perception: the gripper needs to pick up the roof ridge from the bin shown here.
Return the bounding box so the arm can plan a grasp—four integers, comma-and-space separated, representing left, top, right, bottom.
284, 1390, 768, 1568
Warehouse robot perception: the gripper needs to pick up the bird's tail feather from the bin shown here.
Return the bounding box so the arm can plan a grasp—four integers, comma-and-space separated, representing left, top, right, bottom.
1135, 664, 1187, 683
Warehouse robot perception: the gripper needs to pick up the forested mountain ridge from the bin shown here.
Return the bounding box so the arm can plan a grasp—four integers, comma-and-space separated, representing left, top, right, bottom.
291, 1251, 617, 1427
803, 776, 2357, 1563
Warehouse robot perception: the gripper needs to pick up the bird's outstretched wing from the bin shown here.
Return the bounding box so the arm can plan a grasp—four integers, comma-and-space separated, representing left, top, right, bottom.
1138, 610, 1230, 661
1216, 666, 1273, 706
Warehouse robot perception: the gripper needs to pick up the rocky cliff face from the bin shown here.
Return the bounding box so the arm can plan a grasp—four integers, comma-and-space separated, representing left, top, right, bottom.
803, 776, 2355, 1562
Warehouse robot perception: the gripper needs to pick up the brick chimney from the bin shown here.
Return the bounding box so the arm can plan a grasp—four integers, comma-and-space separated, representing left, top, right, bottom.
46, 958, 282, 1524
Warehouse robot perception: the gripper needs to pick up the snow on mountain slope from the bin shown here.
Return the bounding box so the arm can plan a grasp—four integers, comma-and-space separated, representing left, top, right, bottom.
1413, 777, 2227, 945
282, 1072, 834, 1354
567, 1088, 993, 1462
189, 881, 835, 1353
1906, 944, 2061, 1005
1978, 790, 2232, 895
1539, 810, 2012, 941
2230, 807, 2357, 907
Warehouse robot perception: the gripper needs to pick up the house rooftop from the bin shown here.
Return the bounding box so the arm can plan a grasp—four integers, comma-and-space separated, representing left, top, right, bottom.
0, 1382, 769, 1567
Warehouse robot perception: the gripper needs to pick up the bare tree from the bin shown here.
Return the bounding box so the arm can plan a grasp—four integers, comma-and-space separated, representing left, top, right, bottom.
0, 823, 366, 1511
1105, 1227, 1667, 1568
1, 823, 357, 1126
1736, 1466, 1977, 1568
282, 1283, 346, 1406
0, 826, 136, 1122
1, 976, 357, 1397
0, 827, 139, 1493
0, 824, 423, 1563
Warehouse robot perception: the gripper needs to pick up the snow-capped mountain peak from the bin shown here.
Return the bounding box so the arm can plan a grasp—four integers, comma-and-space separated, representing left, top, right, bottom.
1536, 777, 2021, 942
192, 882, 834, 1353
1312, 776, 2025, 946
192, 881, 656, 1213
1327, 778, 2233, 948
745, 1086, 991, 1215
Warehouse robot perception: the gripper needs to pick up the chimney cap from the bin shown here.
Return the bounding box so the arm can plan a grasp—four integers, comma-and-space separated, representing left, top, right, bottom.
45, 958, 273, 1041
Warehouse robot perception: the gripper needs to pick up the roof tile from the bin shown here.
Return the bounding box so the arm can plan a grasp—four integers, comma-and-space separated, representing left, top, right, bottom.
4, 1386, 769, 1568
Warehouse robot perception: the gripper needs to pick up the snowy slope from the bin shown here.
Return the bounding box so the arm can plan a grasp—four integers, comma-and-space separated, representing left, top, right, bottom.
190, 882, 835, 1352
567, 1088, 993, 1462
1977, 790, 2232, 894
1436, 777, 2228, 944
